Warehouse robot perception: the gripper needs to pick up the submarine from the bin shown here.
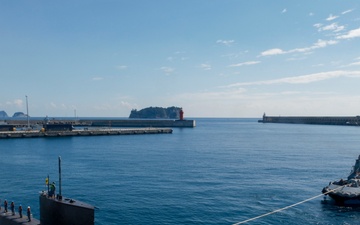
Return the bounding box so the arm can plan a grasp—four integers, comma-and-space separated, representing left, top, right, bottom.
0, 156, 95, 225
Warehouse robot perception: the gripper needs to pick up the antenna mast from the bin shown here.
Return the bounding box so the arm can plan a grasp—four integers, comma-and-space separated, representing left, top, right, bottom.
25, 95, 30, 130
58, 156, 62, 199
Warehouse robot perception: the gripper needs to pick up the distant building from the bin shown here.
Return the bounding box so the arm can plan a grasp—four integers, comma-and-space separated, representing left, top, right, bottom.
43, 124, 73, 131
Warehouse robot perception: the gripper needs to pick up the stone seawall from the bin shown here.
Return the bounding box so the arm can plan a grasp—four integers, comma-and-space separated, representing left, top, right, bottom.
88, 119, 195, 128
0, 128, 173, 139
259, 115, 360, 126
5, 119, 196, 128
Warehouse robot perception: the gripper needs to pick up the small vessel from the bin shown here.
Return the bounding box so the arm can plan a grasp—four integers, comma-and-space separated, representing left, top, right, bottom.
322, 155, 360, 204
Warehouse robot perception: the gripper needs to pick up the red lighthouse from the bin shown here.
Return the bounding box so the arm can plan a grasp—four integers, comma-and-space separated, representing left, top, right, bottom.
179, 108, 184, 120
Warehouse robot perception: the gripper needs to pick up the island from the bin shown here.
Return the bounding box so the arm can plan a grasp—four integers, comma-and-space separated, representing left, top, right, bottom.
0, 110, 27, 118
0, 111, 8, 117
129, 106, 182, 119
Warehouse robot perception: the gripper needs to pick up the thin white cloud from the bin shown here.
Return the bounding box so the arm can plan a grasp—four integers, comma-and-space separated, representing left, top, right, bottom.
160, 66, 174, 74
260, 39, 338, 56
225, 70, 360, 87
166, 51, 188, 62
346, 61, 360, 67
229, 61, 261, 67
120, 101, 138, 109
312, 63, 325, 67
342, 9, 354, 15
200, 63, 212, 70
216, 39, 235, 46
92, 77, 104, 81
221, 51, 249, 59
177, 88, 247, 101
311, 39, 338, 48
281, 8, 287, 14
289, 39, 338, 53
6, 99, 23, 107
342, 57, 360, 67
326, 14, 339, 21
50, 102, 68, 110
260, 48, 285, 56
286, 56, 307, 61
116, 65, 127, 70
336, 27, 360, 39
14, 99, 23, 107
313, 23, 322, 28
174, 51, 186, 54
318, 23, 345, 32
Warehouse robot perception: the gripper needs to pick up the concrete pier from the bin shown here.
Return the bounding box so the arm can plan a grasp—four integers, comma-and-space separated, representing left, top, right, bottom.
0, 128, 172, 139
5, 118, 196, 128
88, 119, 195, 128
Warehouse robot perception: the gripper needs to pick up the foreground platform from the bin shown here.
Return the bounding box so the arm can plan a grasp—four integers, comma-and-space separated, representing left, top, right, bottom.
0, 210, 40, 225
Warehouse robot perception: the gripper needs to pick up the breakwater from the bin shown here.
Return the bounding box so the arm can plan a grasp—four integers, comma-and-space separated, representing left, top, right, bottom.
86, 119, 195, 128
5, 118, 196, 128
259, 114, 360, 126
0, 128, 172, 139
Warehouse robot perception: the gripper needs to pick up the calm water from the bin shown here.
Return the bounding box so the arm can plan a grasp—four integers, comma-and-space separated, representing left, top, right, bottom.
1, 118, 360, 225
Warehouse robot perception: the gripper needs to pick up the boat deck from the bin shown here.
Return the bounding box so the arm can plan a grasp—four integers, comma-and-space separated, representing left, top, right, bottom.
0, 209, 40, 225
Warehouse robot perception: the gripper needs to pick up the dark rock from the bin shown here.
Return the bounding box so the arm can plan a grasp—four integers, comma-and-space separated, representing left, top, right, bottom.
129, 106, 181, 119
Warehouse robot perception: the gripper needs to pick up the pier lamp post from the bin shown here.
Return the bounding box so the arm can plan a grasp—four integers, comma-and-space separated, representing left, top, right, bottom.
26, 95, 30, 130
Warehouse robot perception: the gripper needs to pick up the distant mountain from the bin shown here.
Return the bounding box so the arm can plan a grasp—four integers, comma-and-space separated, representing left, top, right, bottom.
0, 111, 28, 118
0, 110, 8, 117
13, 112, 27, 117
129, 106, 181, 119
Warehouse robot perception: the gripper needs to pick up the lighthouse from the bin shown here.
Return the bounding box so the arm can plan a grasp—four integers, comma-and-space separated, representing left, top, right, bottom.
179, 108, 184, 120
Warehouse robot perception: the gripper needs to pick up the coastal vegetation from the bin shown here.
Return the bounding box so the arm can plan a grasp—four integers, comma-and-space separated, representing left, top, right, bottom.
129, 106, 181, 119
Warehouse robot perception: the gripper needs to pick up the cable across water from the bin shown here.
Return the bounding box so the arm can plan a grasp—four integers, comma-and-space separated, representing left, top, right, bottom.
232, 186, 343, 225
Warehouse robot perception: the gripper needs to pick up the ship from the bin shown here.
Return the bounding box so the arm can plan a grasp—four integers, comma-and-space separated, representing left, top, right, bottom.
322, 155, 360, 204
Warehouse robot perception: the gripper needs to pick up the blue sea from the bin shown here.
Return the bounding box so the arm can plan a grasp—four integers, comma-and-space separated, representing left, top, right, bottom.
1, 118, 360, 225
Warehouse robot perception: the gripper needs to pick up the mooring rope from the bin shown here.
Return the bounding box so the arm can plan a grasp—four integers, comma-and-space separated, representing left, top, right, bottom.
232, 185, 344, 225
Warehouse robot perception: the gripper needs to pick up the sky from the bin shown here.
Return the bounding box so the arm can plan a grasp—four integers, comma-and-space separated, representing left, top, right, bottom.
1, 1, 360, 118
